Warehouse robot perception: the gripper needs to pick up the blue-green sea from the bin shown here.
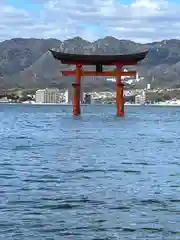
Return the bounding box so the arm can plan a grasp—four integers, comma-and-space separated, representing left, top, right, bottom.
0, 104, 180, 239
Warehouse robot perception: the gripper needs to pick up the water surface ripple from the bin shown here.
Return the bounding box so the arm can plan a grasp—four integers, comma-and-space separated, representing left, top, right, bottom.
0, 104, 180, 239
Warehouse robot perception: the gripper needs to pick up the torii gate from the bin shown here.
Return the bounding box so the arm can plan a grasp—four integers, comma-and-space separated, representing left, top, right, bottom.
50, 50, 148, 116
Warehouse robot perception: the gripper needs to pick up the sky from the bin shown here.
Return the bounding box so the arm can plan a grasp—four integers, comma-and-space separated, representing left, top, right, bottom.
0, 0, 180, 43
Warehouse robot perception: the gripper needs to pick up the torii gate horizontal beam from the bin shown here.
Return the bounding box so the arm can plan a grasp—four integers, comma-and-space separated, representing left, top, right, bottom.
61, 70, 136, 77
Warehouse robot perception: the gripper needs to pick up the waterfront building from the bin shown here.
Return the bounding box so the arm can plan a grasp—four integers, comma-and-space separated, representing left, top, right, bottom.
135, 90, 146, 104
35, 88, 60, 103
64, 89, 72, 103
147, 83, 151, 90
15, 89, 23, 98
0, 97, 9, 103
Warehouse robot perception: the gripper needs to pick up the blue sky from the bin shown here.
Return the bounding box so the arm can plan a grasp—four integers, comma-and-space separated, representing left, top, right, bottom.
7, 0, 133, 10
1, 0, 180, 42
7, 0, 179, 10
8, 0, 41, 11
6, 0, 179, 14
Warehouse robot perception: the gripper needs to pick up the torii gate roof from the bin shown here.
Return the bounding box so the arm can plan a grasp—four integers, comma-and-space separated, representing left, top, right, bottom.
49, 50, 148, 65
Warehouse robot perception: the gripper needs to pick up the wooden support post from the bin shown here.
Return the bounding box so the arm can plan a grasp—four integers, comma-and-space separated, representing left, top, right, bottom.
72, 64, 81, 116
116, 66, 124, 117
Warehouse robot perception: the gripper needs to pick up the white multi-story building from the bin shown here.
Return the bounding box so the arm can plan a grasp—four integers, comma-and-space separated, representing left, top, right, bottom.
147, 83, 151, 90
64, 89, 72, 103
35, 88, 60, 103
135, 90, 146, 104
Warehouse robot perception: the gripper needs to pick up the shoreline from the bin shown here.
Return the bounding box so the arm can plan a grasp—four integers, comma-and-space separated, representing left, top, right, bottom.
1, 102, 180, 106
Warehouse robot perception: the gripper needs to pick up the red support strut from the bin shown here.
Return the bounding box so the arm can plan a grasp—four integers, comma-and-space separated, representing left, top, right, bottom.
116, 66, 124, 117
72, 64, 82, 116
62, 70, 136, 77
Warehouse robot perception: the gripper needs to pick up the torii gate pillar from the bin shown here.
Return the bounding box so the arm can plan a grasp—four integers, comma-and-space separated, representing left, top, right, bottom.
116, 79, 124, 117
72, 64, 81, 116
116, 65, 124, 117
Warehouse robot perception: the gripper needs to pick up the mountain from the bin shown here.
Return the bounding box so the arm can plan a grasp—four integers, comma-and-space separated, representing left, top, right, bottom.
1, 36, 180, 90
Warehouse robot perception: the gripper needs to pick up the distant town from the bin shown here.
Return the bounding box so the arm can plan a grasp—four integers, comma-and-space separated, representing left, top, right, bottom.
1, 73, 180, 106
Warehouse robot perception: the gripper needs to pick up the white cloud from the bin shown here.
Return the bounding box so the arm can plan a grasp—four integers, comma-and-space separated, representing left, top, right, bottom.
0, 0, 180, 43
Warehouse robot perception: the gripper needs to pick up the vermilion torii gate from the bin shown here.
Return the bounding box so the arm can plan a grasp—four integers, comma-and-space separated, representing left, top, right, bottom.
50, 50, 148, 116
